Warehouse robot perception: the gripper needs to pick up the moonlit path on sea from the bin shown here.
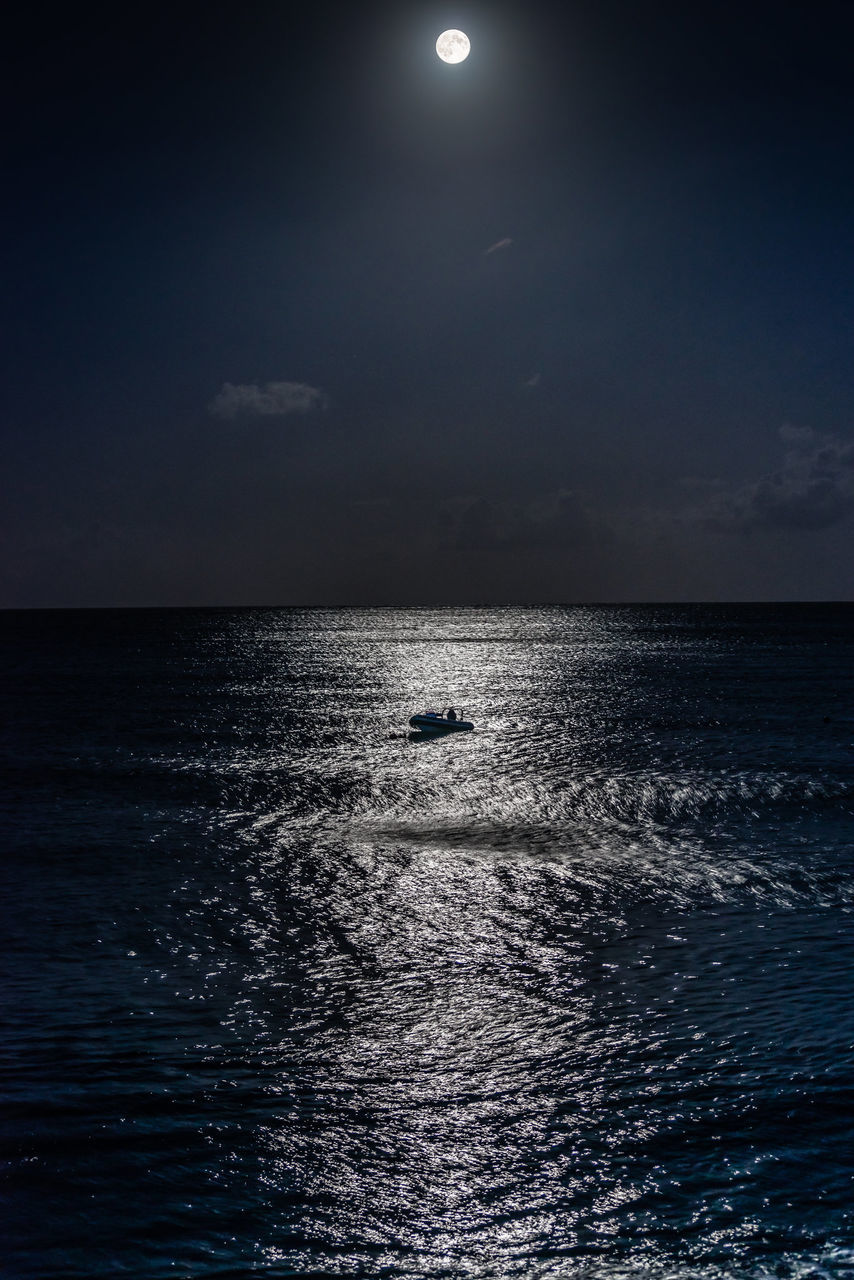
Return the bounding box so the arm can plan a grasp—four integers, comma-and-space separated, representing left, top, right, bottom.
2, 605, 853, 1279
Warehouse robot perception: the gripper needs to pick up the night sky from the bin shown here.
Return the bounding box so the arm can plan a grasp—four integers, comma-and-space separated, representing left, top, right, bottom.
4, 0, 853, 606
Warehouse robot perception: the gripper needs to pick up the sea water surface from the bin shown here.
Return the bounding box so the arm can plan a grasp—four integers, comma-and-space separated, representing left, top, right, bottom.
1, 604, 853, 1279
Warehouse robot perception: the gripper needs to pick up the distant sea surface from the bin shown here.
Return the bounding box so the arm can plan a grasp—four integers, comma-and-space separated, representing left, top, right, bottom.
2, 604, 853, 1280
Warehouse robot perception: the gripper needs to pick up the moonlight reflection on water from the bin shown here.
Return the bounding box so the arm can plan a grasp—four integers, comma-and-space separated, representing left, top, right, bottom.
2, 606, 853, 1277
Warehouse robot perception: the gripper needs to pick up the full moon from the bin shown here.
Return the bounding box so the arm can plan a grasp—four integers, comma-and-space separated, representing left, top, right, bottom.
436, 29, 471, 64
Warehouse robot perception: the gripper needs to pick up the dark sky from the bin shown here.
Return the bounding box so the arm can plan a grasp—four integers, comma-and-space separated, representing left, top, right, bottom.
3, 0, 853, 605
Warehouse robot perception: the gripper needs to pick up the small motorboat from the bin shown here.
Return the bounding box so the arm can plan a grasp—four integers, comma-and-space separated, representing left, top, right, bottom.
409, 708, 474, 733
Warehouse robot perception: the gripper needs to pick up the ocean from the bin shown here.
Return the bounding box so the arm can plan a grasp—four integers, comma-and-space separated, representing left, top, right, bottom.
1, 604, 853, 1280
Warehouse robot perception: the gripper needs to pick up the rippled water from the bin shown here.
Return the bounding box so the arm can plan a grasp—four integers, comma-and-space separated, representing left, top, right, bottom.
2, 605, 853, 1279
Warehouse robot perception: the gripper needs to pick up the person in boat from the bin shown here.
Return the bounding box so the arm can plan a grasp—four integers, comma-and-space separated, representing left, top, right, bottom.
446, 707, 457, 721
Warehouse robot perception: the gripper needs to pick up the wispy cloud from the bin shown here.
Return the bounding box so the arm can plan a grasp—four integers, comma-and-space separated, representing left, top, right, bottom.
208, 381, 328, 419
447, 488, 602, 552
691, 426, 854, 532
484, 237, 513, 255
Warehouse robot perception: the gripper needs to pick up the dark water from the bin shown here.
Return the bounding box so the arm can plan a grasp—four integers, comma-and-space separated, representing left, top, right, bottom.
2, 605, 853, 1280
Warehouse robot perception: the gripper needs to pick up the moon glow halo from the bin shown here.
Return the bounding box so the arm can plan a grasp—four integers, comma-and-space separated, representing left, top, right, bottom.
436, 29, 471, 63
